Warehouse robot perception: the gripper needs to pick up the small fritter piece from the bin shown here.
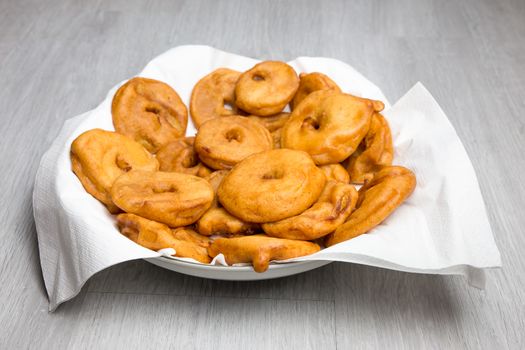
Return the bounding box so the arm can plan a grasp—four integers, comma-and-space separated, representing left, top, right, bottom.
116, 213, 210, 263
196, 170, 259, 236
204, 170, 230, 207
345, 113, 393, 184
111, 170, 214, 227
156, 137, 211, 177
325, 166, 416, 246
262, 181, 358, 240
196, 208, 260, 236
291, 72, 341, 109
218, 149, 326, 223
245, 112, 290, 132
112, 77, 188, 153
368, 99, 385, 112
281, 91, 375, 165
70, 129, 159, 213
271, 128, 282, 149
194, 115, 273, 170
319, 164, 350, 183
205, 170, 230, 207
245, 112, 290, 150
171, 227, 211, 248
208, 234, 321, 272
235, 61, 299, 116
190, 68, 241, 128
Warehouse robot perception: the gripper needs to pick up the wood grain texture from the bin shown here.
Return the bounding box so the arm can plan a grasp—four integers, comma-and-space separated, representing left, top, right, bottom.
1, 0, 524, 348
66, 293, 336, 350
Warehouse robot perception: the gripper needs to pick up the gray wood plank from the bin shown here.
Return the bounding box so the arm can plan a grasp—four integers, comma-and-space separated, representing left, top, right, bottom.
333, 264, 518, 349
1, 0, 524, 349
65, 292, 336, 350
87, 260, 336, 302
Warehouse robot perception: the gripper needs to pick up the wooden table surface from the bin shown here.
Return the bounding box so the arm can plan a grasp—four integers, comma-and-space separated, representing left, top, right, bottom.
1, 0, 524, 348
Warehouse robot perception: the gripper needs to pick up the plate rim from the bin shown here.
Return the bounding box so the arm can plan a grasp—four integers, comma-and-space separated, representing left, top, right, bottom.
149, 256, 332, 272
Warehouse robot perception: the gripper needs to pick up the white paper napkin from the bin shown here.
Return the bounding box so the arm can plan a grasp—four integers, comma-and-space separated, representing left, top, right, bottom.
33, 45, 501, 312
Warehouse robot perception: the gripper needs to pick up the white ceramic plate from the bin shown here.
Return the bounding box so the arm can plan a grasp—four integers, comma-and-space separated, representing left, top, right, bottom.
147, 257, 332, 280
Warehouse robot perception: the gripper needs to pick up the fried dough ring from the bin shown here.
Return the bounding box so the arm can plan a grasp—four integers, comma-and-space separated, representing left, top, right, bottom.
281, 91, 375, 165
208, 234, 320, 272
235, 61, 299, 116
111, 170, 214, 227
291, 72, 341, 109
325, 166, 416, 246
70, 129, 159, 213
116, 213, 210, 263
217, 149, 326, 223
190, 68, 241, 128
345, 113, 393, 184
194, 115, 273, 170
290, 72, 383, 112
262, 181, 358, 240
112, 77, 188, 153
196, 170, 259, 236
156, 137, 211, 177
319, 164, 350, 183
